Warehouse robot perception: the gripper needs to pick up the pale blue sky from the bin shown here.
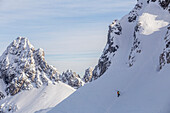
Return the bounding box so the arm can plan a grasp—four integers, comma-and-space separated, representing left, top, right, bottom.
0, 0, 136, 76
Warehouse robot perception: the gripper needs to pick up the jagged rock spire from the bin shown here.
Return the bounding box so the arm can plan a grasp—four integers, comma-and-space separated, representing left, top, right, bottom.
0, 37, 60, 95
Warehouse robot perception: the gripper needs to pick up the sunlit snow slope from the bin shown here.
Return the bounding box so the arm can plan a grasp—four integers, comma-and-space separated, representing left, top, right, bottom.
0, 37, 75, 113
48, 0, 170, 113
0, 82, 75, 113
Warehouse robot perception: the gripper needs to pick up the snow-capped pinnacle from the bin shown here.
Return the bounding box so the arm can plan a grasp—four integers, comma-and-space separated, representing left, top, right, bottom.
0, 37, 60, 96
9, 37, 34, 51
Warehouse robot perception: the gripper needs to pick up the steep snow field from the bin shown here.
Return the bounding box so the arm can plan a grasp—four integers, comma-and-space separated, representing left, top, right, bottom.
48, 63, 170, 113
0, 82, 75, 113
47, 1, 170, 113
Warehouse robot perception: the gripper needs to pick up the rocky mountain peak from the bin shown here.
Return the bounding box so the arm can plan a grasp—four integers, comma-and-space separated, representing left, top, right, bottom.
0, 37, 60, 96
86, 0, 170, 82
6, 37, 34, 55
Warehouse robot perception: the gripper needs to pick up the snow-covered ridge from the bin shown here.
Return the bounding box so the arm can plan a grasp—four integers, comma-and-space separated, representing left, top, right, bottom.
0, 37, 77, 113
128, 0, 170, 67
47, 0, 170, 113
0, 37, 84, 97
84, 0, 170, 82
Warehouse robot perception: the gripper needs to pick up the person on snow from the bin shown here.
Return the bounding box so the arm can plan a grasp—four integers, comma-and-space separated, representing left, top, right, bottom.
117, 91, 120, 97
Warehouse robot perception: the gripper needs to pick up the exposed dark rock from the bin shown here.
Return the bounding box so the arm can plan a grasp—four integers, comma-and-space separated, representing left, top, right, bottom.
128, 23, 142, 67
159, 25, 170, 70
0, 92, 5, 100
128, 3, 142, 22
60, 70, 84, 89
147, 0, 170, 12
159, 0, 170, 10
83, 67, 93, 83
92, 20, 122, 81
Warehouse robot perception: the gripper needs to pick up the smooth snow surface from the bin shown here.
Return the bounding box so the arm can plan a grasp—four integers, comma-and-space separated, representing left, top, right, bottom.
47, 1, 170, 113
139, 3, 169, 35
0, 82, 75, 113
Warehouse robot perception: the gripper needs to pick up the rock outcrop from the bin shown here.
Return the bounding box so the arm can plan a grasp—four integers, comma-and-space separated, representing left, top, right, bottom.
159, 25, 170, 70
0, 37, 60, 95
89, 0, 170, 82
92, 20, 122, 81
60, 70, 84, 89
83, 67, 93, 83
128, 23, 142, 67
147, 0, 170, 12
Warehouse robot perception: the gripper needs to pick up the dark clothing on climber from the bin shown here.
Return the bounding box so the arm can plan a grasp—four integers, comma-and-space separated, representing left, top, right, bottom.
117, 91, 120, 97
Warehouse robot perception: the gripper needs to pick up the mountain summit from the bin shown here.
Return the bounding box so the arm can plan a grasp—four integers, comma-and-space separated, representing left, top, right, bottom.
0, 37, 60, 96
0, 37, 75, 113
84, 0, 170, 82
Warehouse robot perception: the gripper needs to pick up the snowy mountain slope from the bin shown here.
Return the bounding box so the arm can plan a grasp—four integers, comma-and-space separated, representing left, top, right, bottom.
0, 37, 76, 112
47, 0, 170, 113
0, 82, 75, 113
0, 37, 83, 95
89, 0, 170, 82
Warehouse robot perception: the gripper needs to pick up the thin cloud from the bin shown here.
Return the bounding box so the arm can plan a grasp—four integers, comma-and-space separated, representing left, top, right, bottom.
0, 0, 136, 74
0, 0, 136, 24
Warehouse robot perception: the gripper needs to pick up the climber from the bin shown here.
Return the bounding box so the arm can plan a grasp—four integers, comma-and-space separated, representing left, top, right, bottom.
117, 91, 120, 97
